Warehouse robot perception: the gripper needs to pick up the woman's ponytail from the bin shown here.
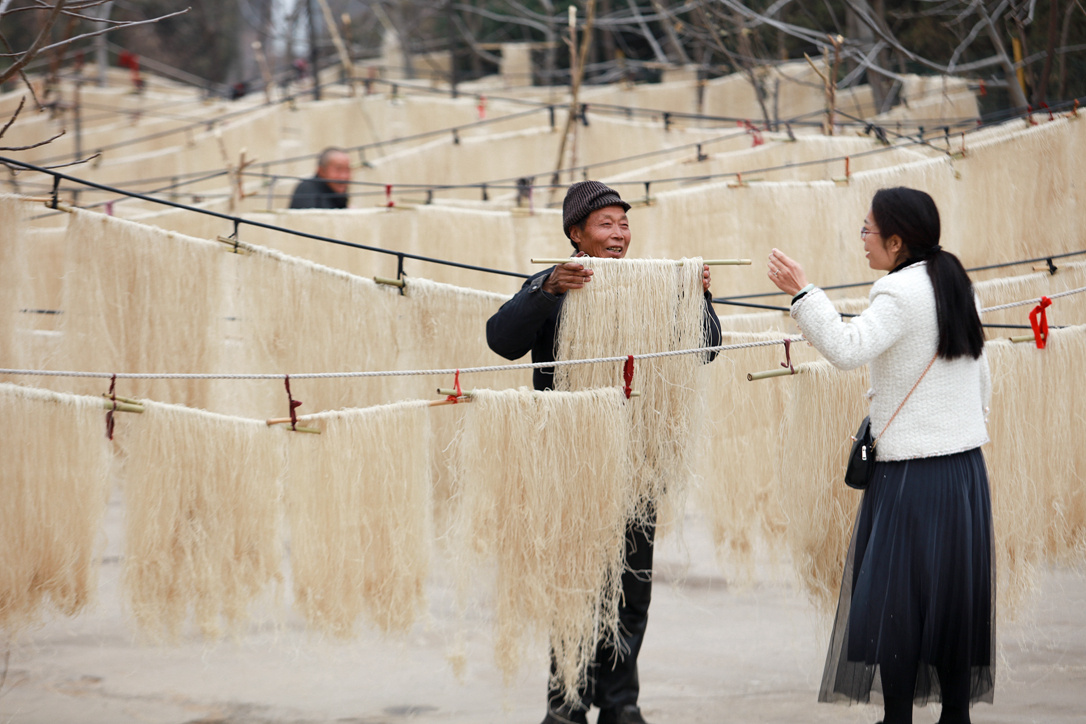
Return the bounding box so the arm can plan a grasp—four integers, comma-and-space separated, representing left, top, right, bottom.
871, 188, 985, 360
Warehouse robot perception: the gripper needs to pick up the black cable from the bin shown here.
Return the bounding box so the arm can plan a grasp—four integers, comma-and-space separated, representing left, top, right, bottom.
717, 249, 1086, 303
3, 156, 529, 281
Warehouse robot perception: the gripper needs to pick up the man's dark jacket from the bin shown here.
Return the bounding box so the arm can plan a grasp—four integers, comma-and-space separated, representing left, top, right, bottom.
486, 266, 722, 391
289, 177, 348, 209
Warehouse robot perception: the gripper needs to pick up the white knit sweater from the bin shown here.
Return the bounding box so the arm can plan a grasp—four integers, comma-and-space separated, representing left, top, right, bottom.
791, 262, 991, 461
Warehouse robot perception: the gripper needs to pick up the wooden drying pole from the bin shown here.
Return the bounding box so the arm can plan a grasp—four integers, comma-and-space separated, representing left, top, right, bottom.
252, 41, 274, 104
804, 34, 843, 135
548, 0, 597, 204
316, 0, 357, 95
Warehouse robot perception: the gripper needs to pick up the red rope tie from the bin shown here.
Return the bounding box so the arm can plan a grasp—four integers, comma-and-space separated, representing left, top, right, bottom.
1029, 296, 1052, 349
622, 355, 635, 399
780, 339, 795, 374
445, 370, 463, 403
284, 375, 303, 430
385, 184, 394, 208
105, 373, 117, 440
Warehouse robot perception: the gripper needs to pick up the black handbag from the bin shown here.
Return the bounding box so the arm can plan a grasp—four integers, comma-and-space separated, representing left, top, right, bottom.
844, 416, 875, 490
843, 354, 938, 491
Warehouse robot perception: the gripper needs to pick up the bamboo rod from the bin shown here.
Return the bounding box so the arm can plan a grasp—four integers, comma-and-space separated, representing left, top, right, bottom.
747, 367, 801, 382
264, 419, 321, 434
374, 276, 406, 288
214, 235, 251, 254
436, 388, 475, 397
100, 399, 144, 414
429, 397, 474, 407
100, 393, 144, 406
1009, 333, 1042, 344
530, 258, 751, 266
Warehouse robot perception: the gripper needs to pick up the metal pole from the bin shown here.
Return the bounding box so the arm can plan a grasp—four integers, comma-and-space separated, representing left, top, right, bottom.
308, 0, 321, 100
95, 1, 113, 87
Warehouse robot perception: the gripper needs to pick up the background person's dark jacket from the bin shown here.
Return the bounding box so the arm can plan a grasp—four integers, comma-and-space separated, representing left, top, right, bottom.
487, 266, 722, 391
289, 177, 348, 209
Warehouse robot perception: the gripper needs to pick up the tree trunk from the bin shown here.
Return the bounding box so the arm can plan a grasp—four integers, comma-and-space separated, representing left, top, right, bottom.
1032, 0, 1061, 106
978, 3, 1030, 111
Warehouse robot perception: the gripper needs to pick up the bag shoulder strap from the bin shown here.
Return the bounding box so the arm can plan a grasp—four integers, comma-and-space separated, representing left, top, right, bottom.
872, 352, 938, 447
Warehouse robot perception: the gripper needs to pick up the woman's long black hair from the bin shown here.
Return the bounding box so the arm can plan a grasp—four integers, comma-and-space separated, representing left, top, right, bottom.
871, 187, 985, 360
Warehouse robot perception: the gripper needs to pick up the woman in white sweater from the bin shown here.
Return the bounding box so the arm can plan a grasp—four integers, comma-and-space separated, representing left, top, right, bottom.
767, 187, 994, 724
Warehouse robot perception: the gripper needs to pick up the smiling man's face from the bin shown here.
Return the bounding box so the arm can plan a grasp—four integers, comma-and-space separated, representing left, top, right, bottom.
570, 206, 631, 258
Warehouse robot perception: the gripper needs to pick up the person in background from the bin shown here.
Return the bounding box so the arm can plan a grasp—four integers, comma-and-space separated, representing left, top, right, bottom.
487, 181, 722, 724
767, 186, 994, 724
289, 147, 351, 209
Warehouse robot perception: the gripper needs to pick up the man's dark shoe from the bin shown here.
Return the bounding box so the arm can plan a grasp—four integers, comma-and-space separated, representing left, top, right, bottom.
540, 707, 588, 724
597, 704, 650, 724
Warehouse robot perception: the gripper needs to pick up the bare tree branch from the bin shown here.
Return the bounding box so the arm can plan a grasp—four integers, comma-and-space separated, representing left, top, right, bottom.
974, 0, 1031, 108
0, 0, 67, 86
0, 96, 23, 140
648, 0, 691, 64
0, 7, 191, 60
450, 13, 503, 66
625, 0, 668, 64
1, 130, 65, 151
453, 2, 551, 35
0, 30, 44, 109
948, 6, 1000, 72
1, 151, 100, 172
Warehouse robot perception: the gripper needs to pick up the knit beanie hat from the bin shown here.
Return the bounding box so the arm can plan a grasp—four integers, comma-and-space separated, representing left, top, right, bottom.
562, 181, 630, 238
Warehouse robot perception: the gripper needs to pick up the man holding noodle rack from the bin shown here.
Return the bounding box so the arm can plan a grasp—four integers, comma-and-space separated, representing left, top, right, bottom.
487, 181, 722, 724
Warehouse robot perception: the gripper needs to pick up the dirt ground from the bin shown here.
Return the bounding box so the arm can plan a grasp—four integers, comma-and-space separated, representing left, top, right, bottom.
3, 491, 1084, 724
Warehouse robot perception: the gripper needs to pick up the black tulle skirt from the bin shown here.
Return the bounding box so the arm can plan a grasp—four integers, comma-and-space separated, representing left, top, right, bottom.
819, 447, 996, 707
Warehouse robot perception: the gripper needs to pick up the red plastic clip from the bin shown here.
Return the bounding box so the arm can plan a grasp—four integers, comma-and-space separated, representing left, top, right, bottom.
780, 339, 795, 374
445, 370, 464, 403
622, 355, 635, 399
105, 374, 118, 440
284, 375, 303, 430
740, 120, 764, 146
1029, 296, 1052, 349
477, 95, 487, 120
1040, 102, 1053, 121
385, 184, 394, 208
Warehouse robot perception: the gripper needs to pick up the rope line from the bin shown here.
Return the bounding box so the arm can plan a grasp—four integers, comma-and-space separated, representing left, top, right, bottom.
979, 284, 1086, 313
2, 287, 1082, 383
0, 337, 804, 381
